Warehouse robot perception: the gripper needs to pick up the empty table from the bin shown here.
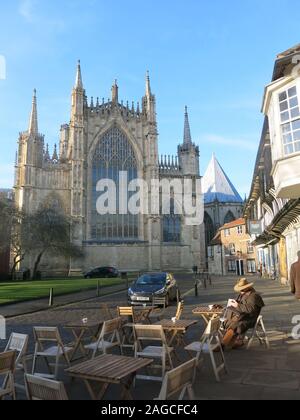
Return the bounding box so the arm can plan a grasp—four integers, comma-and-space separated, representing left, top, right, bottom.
66, 354, 153, 400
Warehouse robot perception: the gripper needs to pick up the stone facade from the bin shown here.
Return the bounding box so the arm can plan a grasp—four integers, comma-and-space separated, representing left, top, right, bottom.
14, 64, 205, 276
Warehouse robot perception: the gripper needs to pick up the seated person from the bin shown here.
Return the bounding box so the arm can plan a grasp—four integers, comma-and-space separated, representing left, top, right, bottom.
222, 278, 265, 349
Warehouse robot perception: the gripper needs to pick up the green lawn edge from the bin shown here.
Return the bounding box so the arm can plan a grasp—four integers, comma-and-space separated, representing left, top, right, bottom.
0, 277, 130, 305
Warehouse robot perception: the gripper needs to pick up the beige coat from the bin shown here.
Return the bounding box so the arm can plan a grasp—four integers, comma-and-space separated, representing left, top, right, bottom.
290, 260, 300, 299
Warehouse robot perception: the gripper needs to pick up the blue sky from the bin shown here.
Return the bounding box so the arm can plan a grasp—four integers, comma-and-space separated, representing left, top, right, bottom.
0, 0, 300, 196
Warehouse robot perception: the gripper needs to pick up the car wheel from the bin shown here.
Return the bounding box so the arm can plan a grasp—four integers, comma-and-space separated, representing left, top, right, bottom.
85, 275, 91, 279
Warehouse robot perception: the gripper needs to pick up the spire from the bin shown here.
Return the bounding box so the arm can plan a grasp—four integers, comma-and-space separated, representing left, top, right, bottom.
52, 144, 58, 161
44, 144, 50, 161
111, 79, 119, 104
146, 70, 151, 97
28, 89, 38, 135
183, 106, 192, 145
75, 60, 83, 89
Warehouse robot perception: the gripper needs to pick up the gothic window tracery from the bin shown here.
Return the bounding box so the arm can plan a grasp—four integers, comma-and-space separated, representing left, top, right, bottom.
163, 199, 181, 243
91, 126, 138, 241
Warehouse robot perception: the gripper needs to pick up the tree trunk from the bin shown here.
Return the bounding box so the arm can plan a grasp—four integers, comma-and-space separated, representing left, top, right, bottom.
10, 254, 24, 281
32, 251, 45, 280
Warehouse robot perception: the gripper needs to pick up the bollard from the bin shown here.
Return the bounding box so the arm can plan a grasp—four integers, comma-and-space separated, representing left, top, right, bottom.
49, 288, 54, 307
195, 281, 198, 297
97, 280, 101, 297
121, 272, 129, 294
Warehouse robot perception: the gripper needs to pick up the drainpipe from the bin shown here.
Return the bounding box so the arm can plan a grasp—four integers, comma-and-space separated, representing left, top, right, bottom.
221, 244, 224, 276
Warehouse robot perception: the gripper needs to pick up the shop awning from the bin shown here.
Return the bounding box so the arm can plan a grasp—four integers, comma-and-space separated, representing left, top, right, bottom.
252, 198, 300, 246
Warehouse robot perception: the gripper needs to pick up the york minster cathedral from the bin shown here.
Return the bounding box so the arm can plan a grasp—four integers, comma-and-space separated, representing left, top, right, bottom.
14, 62, 206, 276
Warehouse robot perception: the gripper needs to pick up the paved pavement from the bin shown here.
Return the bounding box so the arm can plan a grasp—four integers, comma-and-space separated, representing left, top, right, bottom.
1, 274, 300, 400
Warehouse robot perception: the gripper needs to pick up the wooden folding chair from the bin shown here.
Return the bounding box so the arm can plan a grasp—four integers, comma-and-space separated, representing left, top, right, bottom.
185, 317, 228, 382
118, 307, 137, 351
134, 324, 174, 382
25, 374, 68, 400
32, 327, 73, 380
4, 333, 29, 392
85, 317, 123, 358
155, 358, 197, 400
175, 300, 184, 321
149, 297, 167, 323
246, 315, 270, 350
0, 351, 16, 400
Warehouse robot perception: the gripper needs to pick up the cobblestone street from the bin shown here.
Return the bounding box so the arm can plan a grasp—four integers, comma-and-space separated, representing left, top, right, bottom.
1, 274, 300, 400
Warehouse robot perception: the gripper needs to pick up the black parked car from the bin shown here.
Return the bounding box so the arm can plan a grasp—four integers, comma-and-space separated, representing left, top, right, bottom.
128, 272, 179, 307
84, 267, 119, 279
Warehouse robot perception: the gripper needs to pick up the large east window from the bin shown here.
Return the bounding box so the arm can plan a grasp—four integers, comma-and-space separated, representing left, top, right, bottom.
279, 86, 300, 155
91, 126, 139, 241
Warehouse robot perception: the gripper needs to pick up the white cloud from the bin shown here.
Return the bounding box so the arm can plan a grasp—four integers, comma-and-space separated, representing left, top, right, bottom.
202, 134, 258, 151
18, 0, 65, 29
18, 0, 35, 22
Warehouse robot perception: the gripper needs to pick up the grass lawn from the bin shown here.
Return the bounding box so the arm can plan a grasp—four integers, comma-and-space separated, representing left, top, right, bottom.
0, 277, 125, 305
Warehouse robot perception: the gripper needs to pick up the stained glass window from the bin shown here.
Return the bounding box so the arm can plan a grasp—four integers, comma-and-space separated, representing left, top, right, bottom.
163, 199, 181, 243
91, 126, 138, 241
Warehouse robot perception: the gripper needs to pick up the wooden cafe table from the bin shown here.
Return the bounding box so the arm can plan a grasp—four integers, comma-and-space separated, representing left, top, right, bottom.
66, 354, 153, 400
155, 319, 198, 347
64, 319, 104, 362
192, 306, 224, 325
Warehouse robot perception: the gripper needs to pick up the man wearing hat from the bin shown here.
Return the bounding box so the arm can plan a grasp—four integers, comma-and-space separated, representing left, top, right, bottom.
222, 278, 265, 349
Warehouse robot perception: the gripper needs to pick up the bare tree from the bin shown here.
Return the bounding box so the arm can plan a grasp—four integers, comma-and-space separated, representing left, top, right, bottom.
27, 206, 83, 280
0, 198, 13, 253
0, 197, 32, 280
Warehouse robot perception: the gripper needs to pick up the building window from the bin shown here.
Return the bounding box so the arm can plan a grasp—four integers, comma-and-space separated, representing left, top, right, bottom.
229, 243, 236, 255
91, 126, 138, 241
279, 86, 300, 155
208, 246, 214, 259
224, 229, 230, 237
247, 241, 254, 254
237, 226, 243, 235
247, 260, 256, 273
163, 199, 181, 243
228, 260, 236, 272
204, 212, 215, 246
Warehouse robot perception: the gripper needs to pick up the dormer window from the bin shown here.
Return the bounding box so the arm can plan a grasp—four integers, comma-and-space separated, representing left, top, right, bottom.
279, 86, 300, 155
